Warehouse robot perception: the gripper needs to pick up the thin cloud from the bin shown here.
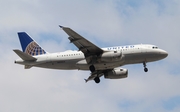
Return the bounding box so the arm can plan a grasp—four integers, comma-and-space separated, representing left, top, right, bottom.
0, 0, 179, 112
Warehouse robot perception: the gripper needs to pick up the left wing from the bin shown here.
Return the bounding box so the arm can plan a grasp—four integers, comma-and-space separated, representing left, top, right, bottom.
59, 26, 103, 59
85, 70, 104, 82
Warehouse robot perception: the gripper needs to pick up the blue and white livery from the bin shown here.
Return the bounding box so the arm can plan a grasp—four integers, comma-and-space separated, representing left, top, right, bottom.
18, 32, 46, 56
13, 26, 168, 83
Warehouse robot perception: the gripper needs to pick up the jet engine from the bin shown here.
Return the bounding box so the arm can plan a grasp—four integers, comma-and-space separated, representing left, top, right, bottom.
104, 68, 128, 79
99, 51, 122, 62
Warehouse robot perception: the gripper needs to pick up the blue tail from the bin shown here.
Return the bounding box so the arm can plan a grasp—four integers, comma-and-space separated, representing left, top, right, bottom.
18, 32, 46, 56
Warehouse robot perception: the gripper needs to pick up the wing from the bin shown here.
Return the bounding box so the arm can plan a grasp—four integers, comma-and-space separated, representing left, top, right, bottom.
59, 26, 103, 59
85, 70, 104, 82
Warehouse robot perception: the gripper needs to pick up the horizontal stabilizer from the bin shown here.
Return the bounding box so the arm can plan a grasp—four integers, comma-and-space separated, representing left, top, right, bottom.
24, 65, 32, 69
13, 49, 37, 61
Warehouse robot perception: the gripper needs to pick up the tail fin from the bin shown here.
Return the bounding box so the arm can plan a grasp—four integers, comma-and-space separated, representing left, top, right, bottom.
18, 32, 46, 56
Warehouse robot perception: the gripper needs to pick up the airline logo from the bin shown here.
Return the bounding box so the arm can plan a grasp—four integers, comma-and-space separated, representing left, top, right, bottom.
25, 41, 46, 56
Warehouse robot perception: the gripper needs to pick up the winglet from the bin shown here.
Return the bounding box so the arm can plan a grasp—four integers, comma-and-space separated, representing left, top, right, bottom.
84, 79, 88, 83
59, 25, 64, 28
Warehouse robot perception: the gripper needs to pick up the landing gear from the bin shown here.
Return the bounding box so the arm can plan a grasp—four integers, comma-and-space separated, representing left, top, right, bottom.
89, 65, 95, 73
143, 62, 148, 72
89, 65, 100, 83
94, 77, 100, 83
144, 67, 148, 72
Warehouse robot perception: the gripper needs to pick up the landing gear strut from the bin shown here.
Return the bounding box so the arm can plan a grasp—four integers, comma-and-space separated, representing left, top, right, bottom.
89, 65, 100, 83
143, 62, 148, 72
94, 77, 100, 83
89, 65, 95, 73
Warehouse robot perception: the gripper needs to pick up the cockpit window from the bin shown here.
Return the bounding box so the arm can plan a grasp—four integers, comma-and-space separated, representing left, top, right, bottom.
152, 46, 158, 49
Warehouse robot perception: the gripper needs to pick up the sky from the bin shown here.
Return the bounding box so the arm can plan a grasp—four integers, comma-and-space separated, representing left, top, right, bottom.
0, 0, 180, 112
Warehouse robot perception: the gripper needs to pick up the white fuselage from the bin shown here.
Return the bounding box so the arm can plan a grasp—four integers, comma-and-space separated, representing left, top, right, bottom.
15, 44, 168, 70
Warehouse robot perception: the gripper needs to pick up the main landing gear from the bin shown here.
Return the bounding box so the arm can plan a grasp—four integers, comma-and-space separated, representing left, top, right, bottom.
143, 62, 148, 72
89, 65, 95, 73
89, 65, 100, 83
94, 77, 100, 83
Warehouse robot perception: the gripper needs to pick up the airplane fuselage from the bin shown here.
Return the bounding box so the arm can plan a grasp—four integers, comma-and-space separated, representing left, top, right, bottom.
14, 26, 168, 83
15, 44, 168, 70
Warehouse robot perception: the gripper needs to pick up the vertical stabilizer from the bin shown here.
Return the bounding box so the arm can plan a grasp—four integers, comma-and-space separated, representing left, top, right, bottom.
18, 32, 46, 56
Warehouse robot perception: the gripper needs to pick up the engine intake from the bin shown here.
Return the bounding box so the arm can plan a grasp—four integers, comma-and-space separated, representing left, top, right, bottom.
104, 68, 128, 79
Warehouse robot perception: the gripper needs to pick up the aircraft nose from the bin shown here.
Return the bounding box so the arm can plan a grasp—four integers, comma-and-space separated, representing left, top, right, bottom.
159, 50, 168, 58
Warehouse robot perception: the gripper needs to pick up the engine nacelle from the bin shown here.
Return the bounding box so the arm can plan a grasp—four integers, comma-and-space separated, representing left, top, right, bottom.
99, 51, 122, 62
104, 68, 128, 79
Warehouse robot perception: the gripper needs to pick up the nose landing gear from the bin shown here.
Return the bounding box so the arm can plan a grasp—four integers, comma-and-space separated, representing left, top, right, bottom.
144, 67, 148, 72
143, 62, 148, 72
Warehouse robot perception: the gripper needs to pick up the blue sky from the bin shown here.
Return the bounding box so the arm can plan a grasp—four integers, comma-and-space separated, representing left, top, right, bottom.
0, 0, 180, 112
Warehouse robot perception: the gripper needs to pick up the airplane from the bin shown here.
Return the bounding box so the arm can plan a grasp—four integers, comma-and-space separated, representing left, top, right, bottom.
13, 26, 168, 83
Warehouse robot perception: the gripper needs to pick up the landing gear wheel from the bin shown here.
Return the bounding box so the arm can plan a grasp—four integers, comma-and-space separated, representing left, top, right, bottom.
144, 68, 148, 72
94, 77, 100, 83
143, 62, 148, 72
89, 65, 95, 73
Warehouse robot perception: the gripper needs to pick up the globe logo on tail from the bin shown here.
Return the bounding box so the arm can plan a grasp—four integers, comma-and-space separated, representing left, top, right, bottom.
25, 41, 46, 56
